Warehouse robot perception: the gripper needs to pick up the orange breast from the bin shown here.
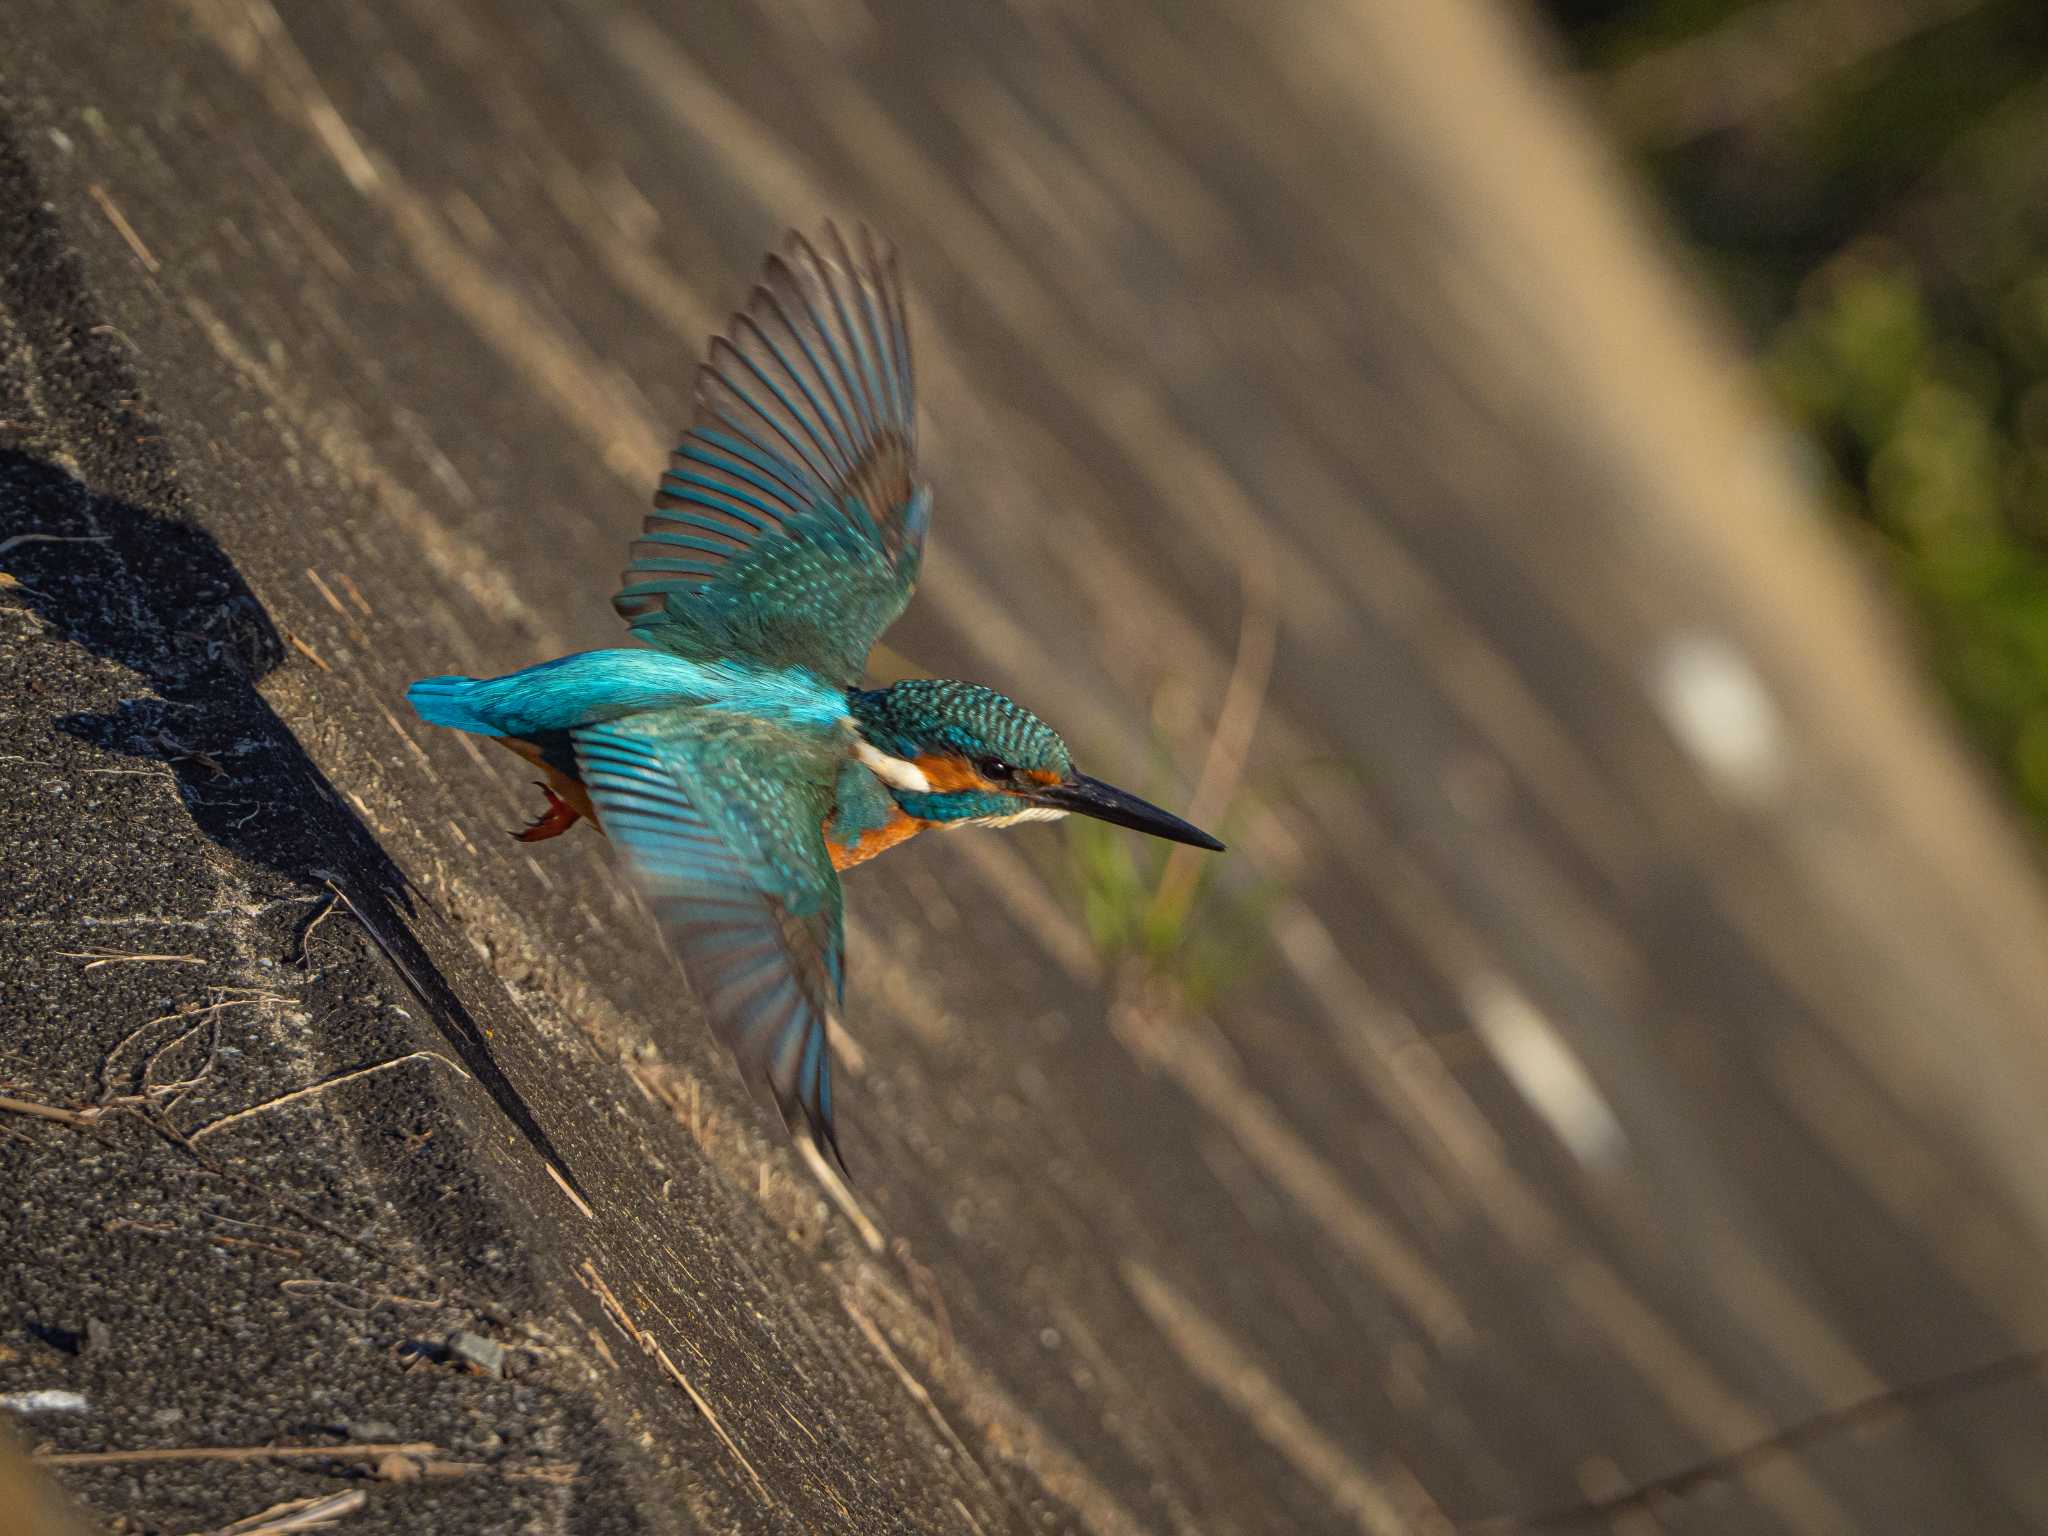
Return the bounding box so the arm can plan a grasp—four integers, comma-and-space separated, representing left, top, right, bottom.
496, 734, 930, 869
826, 804, 930, 871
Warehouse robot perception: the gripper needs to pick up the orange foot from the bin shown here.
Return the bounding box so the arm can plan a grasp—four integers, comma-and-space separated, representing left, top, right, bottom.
514, 782, 582, 842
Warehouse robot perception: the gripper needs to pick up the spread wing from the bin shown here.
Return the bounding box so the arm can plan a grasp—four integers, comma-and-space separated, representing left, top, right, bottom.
573, 711, 850, 1168
615, 224, 928, 684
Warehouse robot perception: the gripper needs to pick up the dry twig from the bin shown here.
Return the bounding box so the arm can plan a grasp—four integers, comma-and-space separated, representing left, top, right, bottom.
0, 1094, 101, 1128
0, 532, 109, 557
187, 1051, 469, 1144
86, 183, 160, 272
1466, 1348, 2048, 1531
576, 1259, 767, 1498
297, 887, 343, 967
286, 631, 333, 672
278, 1278, 449, 1311
544, 1160, 595, 1219
56, 949, 207, 971
34, 1442, 437, 1469
196, 1489, 367, 1535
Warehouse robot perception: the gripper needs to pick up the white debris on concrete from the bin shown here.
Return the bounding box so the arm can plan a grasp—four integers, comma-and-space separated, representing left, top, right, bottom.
1464, 972, 1627, 1170
1649, 630, 1787, 806
0, 1389, 90, 1415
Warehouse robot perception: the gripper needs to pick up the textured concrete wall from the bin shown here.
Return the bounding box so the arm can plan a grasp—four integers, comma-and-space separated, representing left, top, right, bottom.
5, 2, 2048, 1533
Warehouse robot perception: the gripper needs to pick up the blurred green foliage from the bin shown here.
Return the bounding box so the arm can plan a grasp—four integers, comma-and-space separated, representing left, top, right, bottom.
1544, 0, 2048, 819
1061, 779, 1274, 1006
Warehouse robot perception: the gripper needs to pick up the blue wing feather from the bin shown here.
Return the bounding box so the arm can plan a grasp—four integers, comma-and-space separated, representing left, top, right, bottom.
574, 713, 848, 1169
618, 223, 923, 684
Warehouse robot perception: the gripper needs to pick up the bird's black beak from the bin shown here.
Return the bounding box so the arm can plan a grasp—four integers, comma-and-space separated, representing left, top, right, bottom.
1036, 773, 1224, 851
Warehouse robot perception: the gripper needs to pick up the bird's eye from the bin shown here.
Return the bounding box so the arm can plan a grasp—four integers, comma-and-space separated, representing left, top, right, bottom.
978, 757, 1014, 782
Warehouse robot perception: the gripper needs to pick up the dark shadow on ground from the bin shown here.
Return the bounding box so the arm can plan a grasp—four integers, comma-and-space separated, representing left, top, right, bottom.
0, 445, 583, 1198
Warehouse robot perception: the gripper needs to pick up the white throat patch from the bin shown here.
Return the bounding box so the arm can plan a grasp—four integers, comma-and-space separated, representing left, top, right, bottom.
972, 806, 1069, 828
854, 740, 932, 794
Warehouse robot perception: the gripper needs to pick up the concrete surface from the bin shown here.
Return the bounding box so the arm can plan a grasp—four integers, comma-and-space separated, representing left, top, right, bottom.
6, 1, 2048, 1533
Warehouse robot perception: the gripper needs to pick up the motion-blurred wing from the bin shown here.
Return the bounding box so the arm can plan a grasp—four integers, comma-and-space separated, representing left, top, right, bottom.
616, 224, 927, 684
573, 712, 848, 1167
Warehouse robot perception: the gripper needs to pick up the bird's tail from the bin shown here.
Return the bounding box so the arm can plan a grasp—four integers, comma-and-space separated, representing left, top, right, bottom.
405, 675, 503, 736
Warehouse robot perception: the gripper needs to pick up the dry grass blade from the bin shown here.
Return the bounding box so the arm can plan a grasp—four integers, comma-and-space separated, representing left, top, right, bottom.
576, 1260, 768, 1500
1147, 549, 1278, 937
35, 1442, 437, 1468
200, 1489, 368, 1535
86, 182, 160, 272
187, 1052, 470, 1143
797, 1135, 883, 1252
544, 1159, 595, 1219
297, 887, 343, 967
56, 949, 207, 971
1466, 1348, 2048, 1532
286, 631, 332, 671
0, 532, 109, 556
0, 1094, 103, 1129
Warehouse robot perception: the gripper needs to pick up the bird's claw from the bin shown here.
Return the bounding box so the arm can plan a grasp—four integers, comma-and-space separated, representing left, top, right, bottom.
513, 783, 581, 842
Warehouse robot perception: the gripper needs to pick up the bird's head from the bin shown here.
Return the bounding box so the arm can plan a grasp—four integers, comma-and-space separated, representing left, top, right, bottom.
846, 680, 1223, 849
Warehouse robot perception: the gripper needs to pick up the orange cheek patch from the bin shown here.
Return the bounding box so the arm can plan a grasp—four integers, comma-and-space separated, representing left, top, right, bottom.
911, 755, 1064, 794
913, 753, 986, 792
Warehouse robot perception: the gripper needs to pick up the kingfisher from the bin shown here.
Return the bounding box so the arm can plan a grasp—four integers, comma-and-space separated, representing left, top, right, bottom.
406, 224, 1221, 1170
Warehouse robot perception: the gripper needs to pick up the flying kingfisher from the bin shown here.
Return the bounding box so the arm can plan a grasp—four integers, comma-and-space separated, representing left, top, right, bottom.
406, 225, 1222, 1169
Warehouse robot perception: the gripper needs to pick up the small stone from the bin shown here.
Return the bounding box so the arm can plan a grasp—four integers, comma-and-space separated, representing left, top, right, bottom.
150, 1407, 185, 1426
347, 1419, 402, 1442
446, 1331, 505, 1378
0, 1389, 90, 1415
85, 1319, 113, 1355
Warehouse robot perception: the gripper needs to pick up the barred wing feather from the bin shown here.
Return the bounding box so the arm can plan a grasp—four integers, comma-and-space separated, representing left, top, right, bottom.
573, 714, 848, 1169
616, 224, 926, 683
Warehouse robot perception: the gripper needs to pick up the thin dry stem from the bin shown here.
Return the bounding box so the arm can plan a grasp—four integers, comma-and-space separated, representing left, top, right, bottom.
0, 532, 109, 556
187, 1052, 469, 1144
286, 631, 332, 672
1147, 549, 1279, 936
297, 888, 342, 967
86, 183, 160, 272
0, 1094, 101, 1128
35, 1442, 437, 1469
1468, 1348, 2048, 1532
197, 1489, 368, 1535
57, 949, 207, 971
544, 1160, 595, 1219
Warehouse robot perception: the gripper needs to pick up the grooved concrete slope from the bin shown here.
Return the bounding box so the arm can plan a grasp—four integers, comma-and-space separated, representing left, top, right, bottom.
6, 2, 2048, 1534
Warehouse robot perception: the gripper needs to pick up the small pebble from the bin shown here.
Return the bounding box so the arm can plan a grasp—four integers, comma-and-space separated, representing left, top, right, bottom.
446, 1331, 505, 1378
0, 1389, 90, 1415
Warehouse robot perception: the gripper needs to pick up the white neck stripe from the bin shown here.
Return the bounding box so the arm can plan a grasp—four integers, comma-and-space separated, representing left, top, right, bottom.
855, 740, 933, 794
